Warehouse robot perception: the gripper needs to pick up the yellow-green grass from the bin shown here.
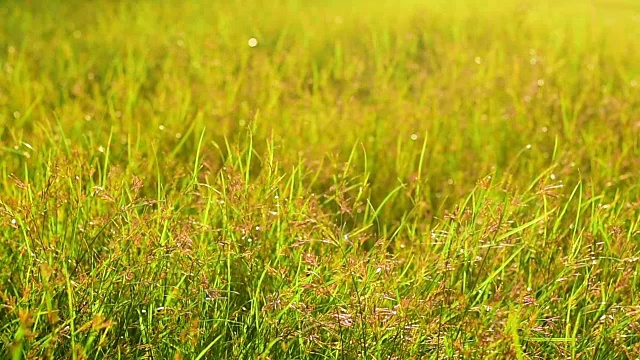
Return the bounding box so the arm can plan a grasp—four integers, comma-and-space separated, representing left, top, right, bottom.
1, 0, 639, 358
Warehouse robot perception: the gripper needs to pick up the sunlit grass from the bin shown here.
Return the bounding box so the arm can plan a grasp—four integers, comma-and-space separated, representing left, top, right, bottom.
1, 0, 639, 358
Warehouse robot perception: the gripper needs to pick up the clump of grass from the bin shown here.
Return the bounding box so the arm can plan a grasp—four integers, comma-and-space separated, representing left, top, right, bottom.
1, 0, 640, 358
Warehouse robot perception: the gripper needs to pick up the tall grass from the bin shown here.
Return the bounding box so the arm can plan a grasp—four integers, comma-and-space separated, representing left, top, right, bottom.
1, 0, 639, 358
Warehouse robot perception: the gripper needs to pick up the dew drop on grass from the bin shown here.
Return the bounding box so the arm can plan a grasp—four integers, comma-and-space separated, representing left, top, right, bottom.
11, 219, 16, 225
159, 124, 165, 131
248, 38, 258, 47
537, 79, 545, 87
98, 146, 105, 153
474, 56, 482, 64
410, 134, 418, 141
13, 111, 20, 119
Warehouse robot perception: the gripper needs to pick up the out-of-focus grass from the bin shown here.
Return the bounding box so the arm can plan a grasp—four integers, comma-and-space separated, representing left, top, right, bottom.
1, 0, 639, 358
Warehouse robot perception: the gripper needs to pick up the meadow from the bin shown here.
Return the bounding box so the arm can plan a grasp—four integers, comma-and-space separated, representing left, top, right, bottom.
1, 0, 640, 358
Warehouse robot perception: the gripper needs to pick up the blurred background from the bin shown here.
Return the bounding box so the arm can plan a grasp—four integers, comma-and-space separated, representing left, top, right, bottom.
1, 0, 639, 217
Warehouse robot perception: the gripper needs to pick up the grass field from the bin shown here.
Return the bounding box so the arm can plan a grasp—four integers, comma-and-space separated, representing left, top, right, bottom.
1, 0, 640, 358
